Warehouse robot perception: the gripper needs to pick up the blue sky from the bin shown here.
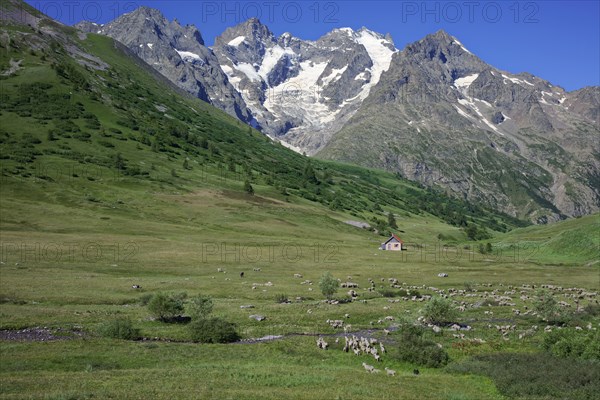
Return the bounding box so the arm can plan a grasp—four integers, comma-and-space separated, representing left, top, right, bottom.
28, 0, 599, 91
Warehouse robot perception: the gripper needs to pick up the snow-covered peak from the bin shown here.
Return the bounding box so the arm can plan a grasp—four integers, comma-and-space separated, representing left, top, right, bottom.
213, 23, 399, 153
334, 27, 355, 36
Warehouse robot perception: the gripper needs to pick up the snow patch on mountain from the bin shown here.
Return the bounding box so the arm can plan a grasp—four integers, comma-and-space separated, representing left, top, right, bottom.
258, 45, 296, 81
264, 61, 333, 126
457, 98, 503, 135
228, 36, 246, 46
235, 62, 261, 81
501, 74, 534, 87
354, 29, 396, 99
269, 136, 303, 153
175, 49, 201, 62
452, 38, 471, 54
321, 66, 348, 86
454, 73, 479, 91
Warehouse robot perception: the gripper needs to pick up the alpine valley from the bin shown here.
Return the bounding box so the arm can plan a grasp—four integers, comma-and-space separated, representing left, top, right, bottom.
75, 6, 600, 223
2, 1, 600, 399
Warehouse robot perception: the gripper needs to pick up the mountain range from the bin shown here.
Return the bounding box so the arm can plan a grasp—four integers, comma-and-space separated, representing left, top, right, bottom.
72, 7, 599, 222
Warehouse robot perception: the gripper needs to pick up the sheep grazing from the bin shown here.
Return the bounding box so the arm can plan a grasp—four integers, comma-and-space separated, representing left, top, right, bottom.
326, 319, 344, 329
341, 282, 358, 288
240, 272, 244, 278
132, 285, 141, 289
348, 290, 358, 298
385, 367, 396, 376
252, 267, 261, 272
316, 337, 328, 350
438, 273, 448, 278
294, 273, 303, 278
362, 363, 375, 373
413, 369, 420, 375
379, 342, 386, 353
217, 268, 224, 273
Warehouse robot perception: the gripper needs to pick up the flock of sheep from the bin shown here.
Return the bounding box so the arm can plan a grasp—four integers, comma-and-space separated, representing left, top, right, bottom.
218, 268, 597, 362
316, 334, 396, 375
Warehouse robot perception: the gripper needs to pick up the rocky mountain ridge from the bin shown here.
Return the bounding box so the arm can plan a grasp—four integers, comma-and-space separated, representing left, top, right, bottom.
75, 9, 599, 221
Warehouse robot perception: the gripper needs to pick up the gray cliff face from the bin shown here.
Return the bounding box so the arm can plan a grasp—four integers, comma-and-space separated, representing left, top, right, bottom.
319, 30, 600, 221
76, 7, 253, 123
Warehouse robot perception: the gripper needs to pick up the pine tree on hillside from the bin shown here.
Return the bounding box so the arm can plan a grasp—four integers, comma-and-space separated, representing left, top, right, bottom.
244, 180, 254, 195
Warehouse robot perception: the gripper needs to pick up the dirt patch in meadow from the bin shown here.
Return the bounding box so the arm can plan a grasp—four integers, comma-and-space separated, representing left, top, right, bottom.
219, 190, 280, 205
0, 327, 85, 342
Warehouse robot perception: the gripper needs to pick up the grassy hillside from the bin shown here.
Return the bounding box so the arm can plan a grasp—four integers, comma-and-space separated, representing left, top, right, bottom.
1, 3, 598, 399
0, 1, 526, 240
489, 214, 599, 265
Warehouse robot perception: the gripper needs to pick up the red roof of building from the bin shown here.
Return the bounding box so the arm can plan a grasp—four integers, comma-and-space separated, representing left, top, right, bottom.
391, 233, 404, 243
383, 234, 404, 245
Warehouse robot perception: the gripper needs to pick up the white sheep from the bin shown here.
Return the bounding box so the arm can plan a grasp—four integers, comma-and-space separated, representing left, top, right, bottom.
316, 337, 328, 350
385, 367, 396, 376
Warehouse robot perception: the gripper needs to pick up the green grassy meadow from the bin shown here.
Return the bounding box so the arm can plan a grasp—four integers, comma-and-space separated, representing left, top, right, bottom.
1, 4, 599, 399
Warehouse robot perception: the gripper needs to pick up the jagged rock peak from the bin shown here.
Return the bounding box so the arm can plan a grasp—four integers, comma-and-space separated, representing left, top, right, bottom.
215, 17, 275, 47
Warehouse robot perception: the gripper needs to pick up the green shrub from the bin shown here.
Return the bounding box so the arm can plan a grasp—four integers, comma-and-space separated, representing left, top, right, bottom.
98, 317, 140, 340
533, 289, 572, 324
187, 295, 214, 320
447, 352, 600, 399
543, 329, 600, 361
138, 293, 153, 306
189, 318, 240, 343
423, 296, 458, 325
395, 325, 449, 368
274, 293, 288, 304
379, 289, 399, 298
147, 292, 185, 322
319, 271, 339, 300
